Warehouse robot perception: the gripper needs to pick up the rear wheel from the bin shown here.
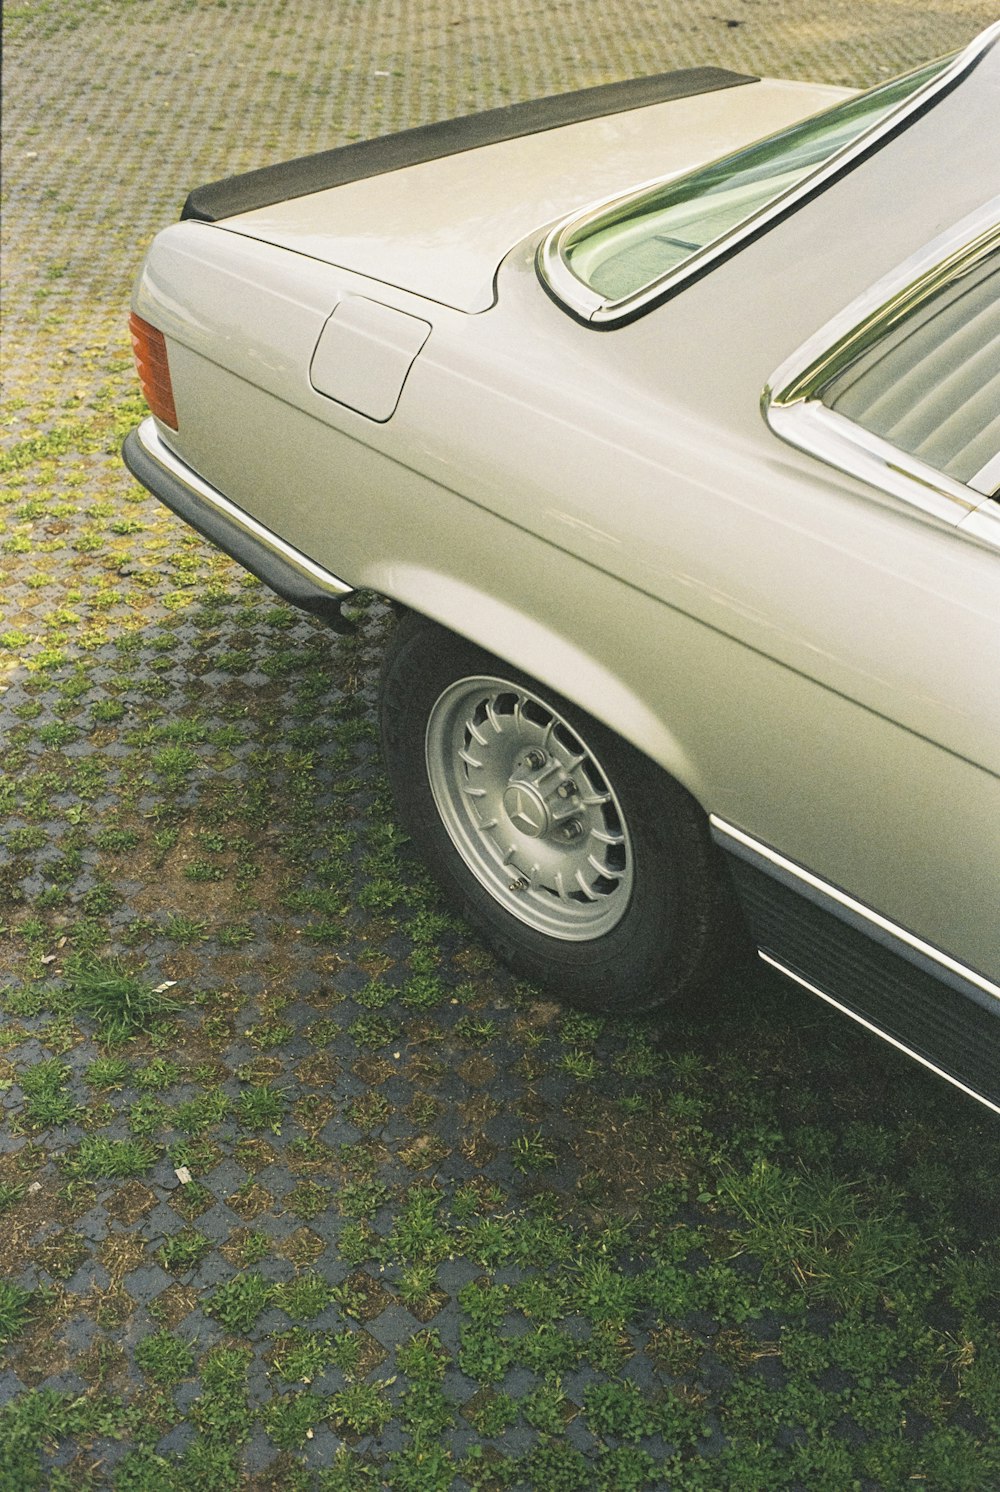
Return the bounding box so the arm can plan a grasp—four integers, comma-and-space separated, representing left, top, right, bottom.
378, 613, 735, 1015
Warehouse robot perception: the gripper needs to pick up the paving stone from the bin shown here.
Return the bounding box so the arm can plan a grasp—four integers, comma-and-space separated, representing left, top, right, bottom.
74, 1208, 112, 1244
63, 1260, 110, 1294
155, 1423, 195, 1457
201, 1157, 248, 1198
0, 1369, 26, 1400
300, 1426, 346, 1468
122, 1263, 173, 1304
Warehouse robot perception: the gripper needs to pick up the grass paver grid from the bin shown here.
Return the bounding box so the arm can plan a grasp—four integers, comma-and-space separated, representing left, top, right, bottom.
2, 2, 999, 1488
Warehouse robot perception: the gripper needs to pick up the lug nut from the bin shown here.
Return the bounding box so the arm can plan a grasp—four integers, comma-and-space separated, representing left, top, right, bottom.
525, 750, 546, 770
557, 780, 577, 798
561, 820, 583, 840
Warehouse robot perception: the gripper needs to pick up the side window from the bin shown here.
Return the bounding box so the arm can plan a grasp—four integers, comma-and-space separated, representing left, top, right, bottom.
534, 35, 1000, 325
819, 251, 999, 496
765, 220, 1000, 547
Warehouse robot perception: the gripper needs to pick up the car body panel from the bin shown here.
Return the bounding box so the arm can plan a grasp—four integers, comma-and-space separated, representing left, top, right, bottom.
309, 296, 431, 420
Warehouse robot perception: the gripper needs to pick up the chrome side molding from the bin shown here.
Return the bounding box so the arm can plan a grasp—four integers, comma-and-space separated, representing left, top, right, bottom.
711, 814, 1000, 1006
759, 953, 1000, 1117
712, 815, 1000, 1113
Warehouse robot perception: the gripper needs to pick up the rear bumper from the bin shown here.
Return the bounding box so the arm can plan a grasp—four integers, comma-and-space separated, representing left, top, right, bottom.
122, 417, 355, 631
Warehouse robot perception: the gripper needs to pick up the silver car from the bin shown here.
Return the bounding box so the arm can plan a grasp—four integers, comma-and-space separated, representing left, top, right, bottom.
124, 25, 1000, 1113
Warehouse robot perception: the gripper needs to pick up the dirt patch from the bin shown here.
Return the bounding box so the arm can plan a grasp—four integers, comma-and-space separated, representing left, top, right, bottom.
272, 1227, 326, 1267
233, 1139, 278, 1174
98, 1232, 147, 1280
295, 1052, 340, 1086
456, 1054, 497, 1088
354, 951, 396, 979
32, 1223, 89, 1283
352, 1328, 388, 1378
459, 1134, 498, 1169
75, 1337, 128, 1387
229, 1183, 275, 1220
8, 1330, 72, 1388
457, 1094, 503, 1128
151, 1283, 199, 1329
565, 1095, 694, 1213
0, 1172, 69, 1276
88, 1284, 134, 1330
105, 1180, 157, 1226
351, 1056, 395, 1086
292, 1094, 336, 1137
126, 819, 290, 926
340, 1268, 391, 1322
405, 1285, 450, 1323
398, 1134, 451, 1172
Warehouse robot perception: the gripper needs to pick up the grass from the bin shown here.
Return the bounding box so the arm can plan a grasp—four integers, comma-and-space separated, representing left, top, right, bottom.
0, 1280, 34, 1345
157, 1230, 212, 1273
134, 1330, 196, 1386
59, 954, 185, 1038
208, 1272, 274, 1332
62, 1135, 158, 1179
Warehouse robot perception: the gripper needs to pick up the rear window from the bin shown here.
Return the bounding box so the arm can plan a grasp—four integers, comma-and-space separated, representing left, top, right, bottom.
540, 51, 963, 323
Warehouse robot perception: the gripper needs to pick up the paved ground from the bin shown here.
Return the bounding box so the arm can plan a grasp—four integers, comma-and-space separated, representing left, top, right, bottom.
2, 4, 1000, 1489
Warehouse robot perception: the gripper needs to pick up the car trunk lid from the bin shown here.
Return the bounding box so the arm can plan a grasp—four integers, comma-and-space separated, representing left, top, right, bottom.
209, 77, 851, 314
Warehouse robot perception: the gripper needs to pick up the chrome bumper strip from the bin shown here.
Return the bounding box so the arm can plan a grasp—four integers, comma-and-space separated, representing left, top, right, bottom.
132, 418, 353, 599
123, 418, 354, 630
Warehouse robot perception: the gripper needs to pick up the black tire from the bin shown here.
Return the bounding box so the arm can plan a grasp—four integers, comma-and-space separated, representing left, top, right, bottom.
378, 611, 738, 1016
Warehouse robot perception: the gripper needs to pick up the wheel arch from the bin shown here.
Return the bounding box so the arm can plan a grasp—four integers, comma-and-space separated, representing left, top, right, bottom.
365, 564, 708, 806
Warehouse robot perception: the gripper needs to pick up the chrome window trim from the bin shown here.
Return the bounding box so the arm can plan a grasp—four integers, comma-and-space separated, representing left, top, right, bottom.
960, 499, 1000, 546
710, 815, 1000, 1007
135, 418, 354, 599
762, 203, 1000, 546
969, 450, 1000, 498
537, 23, 1000, 326
766, 399, 981, 527
759, 954, 1000, 1118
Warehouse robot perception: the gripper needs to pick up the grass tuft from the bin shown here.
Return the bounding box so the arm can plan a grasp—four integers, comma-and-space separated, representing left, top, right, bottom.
60, 954, 184, 1037
0, 1280, 34, 1344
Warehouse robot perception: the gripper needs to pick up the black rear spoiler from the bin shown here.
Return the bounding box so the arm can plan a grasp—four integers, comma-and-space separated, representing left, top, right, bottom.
181, 67, 757, 223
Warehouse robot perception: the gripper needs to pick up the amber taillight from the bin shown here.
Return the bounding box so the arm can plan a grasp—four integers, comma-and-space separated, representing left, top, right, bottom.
129, 312, 179, 430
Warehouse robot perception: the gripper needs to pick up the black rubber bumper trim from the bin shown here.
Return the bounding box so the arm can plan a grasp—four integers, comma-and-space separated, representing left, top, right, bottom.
122, 428, 355, 632
181, 67, 758, 223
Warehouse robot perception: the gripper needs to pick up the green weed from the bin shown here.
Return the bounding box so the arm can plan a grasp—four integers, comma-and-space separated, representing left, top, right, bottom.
61, 954, 183, 1037
261, 1390, 327, 1450
207, 1272, 273, 1332
273, 1273, 335, 1322
63, 1136, 156, 1179
157, 1229, 211, 1273
135, 1330, 196, 1386
328, 1381, 394, 1437
0, 1279, 34, 1344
